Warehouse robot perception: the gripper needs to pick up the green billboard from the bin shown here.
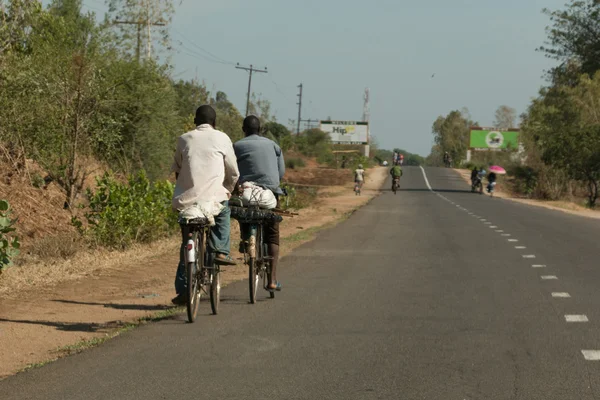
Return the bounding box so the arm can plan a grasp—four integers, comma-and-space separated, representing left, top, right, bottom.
470, 130, 519, 150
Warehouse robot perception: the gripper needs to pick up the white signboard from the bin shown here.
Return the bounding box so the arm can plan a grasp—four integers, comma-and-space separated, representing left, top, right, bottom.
320, 120, 369, 144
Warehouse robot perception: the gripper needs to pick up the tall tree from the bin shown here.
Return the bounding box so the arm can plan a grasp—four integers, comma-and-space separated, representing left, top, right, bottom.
539, 0, 600, 82
494, 105, 517, 130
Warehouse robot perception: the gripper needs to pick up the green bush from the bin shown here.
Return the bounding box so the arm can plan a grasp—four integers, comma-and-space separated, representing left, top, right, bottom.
75, 171, 177, 249
510, 166, 539, 198
0, 200, 20, 270
280, 184, 317, 210
285, 158, 306, 170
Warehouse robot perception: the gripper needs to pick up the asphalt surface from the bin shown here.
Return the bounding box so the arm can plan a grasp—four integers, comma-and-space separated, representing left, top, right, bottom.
3, 166, 600, 399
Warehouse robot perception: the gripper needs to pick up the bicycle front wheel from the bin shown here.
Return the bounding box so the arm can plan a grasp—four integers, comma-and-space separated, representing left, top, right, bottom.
209, 267, 220, 315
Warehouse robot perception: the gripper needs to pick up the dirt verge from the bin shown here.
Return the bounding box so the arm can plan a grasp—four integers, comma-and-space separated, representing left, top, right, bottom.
0, 167, 388, 378
455, 169, 600, 220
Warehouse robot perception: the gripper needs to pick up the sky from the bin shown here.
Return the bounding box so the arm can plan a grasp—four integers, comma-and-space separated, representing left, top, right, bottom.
75, 0, 566, 156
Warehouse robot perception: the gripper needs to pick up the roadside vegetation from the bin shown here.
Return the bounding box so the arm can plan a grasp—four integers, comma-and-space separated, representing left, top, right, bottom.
427, 0, 600, 208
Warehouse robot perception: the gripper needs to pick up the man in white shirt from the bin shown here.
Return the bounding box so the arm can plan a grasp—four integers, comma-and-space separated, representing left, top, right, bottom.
171, 105, 240, 305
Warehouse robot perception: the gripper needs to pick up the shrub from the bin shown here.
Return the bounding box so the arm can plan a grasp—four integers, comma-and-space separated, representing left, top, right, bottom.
510, 166, 539, 198
0, 200, 20, 270
75, 171, 177, 249
280, 184, 318, 210
285, 158, 306, 170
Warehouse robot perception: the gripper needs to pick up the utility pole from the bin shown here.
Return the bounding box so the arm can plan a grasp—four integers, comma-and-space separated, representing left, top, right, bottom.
296, 83, 303, 135
235, 63, 268, 116
113, 17, 165, 62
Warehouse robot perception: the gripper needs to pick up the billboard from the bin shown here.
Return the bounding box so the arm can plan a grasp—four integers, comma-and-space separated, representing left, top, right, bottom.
320, 120, 369, 145
470, 129, 519, 150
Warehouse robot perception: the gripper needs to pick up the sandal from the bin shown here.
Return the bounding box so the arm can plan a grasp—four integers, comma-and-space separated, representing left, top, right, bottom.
266, 282, 282, 292
214, 254, 237, 266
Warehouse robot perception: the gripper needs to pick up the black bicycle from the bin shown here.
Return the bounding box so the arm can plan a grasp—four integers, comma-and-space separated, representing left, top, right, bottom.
179, 217, 221, 322
392, 177, 400, 194
230, 205, 284, 304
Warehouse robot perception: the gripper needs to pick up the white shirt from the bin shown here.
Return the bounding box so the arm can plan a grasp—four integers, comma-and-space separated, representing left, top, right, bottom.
355, 169, 365, 182
171, 124, 240, 211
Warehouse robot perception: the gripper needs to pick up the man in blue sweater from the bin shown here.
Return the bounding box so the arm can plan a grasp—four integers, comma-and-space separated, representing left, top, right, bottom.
234, 115, 286, 291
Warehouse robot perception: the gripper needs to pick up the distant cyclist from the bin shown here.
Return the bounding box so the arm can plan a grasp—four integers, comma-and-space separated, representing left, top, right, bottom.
399, 154, 404, 166
390, 164, 403, 190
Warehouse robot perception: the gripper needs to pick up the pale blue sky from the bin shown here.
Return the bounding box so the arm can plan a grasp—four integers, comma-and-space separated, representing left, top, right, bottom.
77, 0, 565, 155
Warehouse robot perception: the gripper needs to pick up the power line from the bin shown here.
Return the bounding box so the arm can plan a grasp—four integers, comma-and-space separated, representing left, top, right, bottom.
171, 28, 235, 65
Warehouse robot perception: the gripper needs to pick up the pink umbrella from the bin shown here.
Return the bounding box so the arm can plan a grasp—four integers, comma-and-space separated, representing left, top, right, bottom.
489, 165, 506, 175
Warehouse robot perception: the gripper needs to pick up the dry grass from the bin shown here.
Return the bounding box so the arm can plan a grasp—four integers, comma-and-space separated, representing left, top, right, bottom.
20, 232, 84, 263
0, 236, 180, 298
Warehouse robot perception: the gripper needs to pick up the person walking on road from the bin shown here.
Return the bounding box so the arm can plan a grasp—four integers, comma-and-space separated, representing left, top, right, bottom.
234, 115, 286, 292
354, 164, 365, 195
170, 105, 240, 305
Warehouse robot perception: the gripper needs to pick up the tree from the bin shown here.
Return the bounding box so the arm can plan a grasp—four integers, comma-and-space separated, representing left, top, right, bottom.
539, 0, 600, 82
431, 110, 472, 165
494, 105, 517, 130
521, 73, 600, 207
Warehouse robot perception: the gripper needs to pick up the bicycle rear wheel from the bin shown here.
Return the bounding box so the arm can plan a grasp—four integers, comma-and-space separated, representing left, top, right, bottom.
248, 228, 261, 304
186, 231, 202, 323
262, 242, 274, 299
209, 266, 220, 315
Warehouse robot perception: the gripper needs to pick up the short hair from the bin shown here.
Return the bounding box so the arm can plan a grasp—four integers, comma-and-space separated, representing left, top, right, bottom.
195, 105, 216, 126
243, 115, 261, 135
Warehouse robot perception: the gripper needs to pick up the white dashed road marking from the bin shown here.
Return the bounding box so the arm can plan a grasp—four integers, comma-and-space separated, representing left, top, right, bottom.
508, 239, 519, 242
532, 265, 546, 268
582, 351, 600, 361
565, 315, 589, 323
552, 292, 571, 298
489, 226, 498, 228
541, 275, 558, 280
515, 246, 526, 249
502, 234, 511, 237
496, 230, 504, 233
523, 255, 536, 259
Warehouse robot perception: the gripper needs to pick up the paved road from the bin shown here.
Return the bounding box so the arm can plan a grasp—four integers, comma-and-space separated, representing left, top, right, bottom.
3, 167, 600, 399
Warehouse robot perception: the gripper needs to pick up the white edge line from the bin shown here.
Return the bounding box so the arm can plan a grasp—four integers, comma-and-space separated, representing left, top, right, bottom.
419, 166, 433, 191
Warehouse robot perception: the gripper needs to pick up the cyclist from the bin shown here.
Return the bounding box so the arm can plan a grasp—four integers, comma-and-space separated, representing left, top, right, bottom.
170, 105, 240, 306
399, 154, 404, 166
390, 164, 403, 189
354, 164, 365, 194
234, 115, 285, 292
470, 166, 479, 185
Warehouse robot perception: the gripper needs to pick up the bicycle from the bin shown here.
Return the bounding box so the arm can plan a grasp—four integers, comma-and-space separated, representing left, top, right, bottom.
230, 205, 283, 304
392, 177, 400, 194
179, 216, 221, 322
354, 181, 362, 196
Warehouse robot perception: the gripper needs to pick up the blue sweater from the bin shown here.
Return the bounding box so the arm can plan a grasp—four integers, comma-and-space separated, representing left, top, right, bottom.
233, 135, 285, 194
